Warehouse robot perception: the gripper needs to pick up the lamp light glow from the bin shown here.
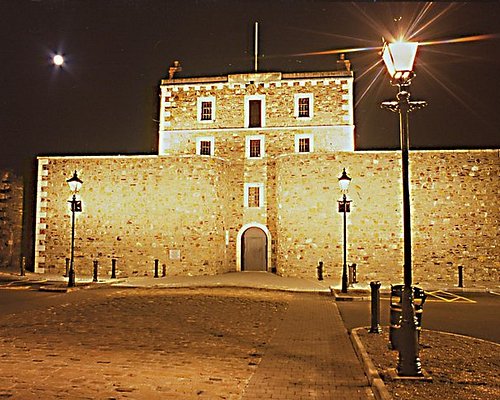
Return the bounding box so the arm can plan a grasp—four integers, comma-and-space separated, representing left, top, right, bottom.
67, 171, 83, 193
338, 168, 352, 192
382, 41, 419, 84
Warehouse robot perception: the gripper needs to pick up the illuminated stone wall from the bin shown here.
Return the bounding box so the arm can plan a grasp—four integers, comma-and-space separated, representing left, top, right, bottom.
275, 150, 499, 286
34, 156, 235, 277
158, 71, 355, 156
0, 171, 23, 271
34, 150, 499, 286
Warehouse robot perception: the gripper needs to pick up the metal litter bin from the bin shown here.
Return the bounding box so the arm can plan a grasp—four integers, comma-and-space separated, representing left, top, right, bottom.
389, 285, 427, 350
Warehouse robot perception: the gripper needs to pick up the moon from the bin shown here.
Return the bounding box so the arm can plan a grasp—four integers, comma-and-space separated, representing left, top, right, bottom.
53, 54, 64, 66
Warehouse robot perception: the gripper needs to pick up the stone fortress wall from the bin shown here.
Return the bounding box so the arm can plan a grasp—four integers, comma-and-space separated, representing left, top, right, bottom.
34, 149, 499, 286
32, 67, 499, 286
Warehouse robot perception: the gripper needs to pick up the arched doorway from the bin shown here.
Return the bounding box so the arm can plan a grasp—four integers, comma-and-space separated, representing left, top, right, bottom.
241, 227, 267, 271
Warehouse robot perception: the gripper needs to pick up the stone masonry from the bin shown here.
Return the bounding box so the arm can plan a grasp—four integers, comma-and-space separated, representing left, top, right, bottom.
0, 171, 23, 271
34, 150, 499, 285
32, 67, 499, 286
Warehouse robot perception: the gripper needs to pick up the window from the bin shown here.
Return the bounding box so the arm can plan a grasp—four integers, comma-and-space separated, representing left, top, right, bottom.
249, 139, 261, 158
199, 140, 211, 155
294, 94, 314, 119
244, 95, 266, 128
244, 183, 264, 208
201, 101, 212, 121
298, 97, 310, 118
299, 137, 310, 153
197, 96, 215, 122
196, 136, 214, 156
295, 134, 314, 153
248, 186, 260, 207
245, 135, 265, 159
249, 100, 261, 127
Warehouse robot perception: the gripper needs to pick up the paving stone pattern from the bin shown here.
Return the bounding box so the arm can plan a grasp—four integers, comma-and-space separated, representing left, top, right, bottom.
241, 295, 372, 400
0, 288, 371, 399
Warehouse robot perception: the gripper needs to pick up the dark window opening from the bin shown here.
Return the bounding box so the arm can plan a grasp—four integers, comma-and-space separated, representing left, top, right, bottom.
249, 100, 261, 127
298, 97, 310, 117
199, 140, 211, 155
201, 101, 212, 121
249, 139, 261, 158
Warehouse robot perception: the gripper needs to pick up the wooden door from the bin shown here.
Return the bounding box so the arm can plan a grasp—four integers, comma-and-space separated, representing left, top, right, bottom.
242, 227, 267, 271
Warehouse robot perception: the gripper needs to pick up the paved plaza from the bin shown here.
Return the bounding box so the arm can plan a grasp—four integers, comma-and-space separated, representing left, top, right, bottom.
0, 286, 373, 399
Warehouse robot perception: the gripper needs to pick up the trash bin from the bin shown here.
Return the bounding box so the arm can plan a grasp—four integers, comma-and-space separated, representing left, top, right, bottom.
389, 285, 427, 350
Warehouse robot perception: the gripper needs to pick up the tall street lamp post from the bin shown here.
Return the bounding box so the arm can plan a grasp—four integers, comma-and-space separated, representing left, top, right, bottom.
381, 40, 427, 376
66, 171, 83, 287
338, 168, 352, 294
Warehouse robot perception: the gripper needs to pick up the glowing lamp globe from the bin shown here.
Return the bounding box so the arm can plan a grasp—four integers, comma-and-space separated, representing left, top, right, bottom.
382, 40, 419, 84
67, 171, 83, 193
338, 168, 351, 192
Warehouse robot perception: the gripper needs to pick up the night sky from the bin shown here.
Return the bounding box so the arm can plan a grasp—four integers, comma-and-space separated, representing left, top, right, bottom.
1, 1, 499, 174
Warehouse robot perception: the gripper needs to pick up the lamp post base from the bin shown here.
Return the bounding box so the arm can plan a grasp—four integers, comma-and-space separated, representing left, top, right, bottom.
397, 286, 422, 376
68, 269, 75, 287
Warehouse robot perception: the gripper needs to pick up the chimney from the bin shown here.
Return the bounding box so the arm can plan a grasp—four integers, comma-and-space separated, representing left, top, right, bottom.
168, 60, 182, 80
337, 54, 351, 72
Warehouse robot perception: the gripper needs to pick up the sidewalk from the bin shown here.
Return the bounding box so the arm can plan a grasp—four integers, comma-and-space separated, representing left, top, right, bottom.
242, 294, 373, 399
1, 269, 496, 298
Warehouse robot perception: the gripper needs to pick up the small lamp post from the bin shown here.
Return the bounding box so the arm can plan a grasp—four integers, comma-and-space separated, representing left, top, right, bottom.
337, 168, 352, 294
66, 171, 83, 287
381, 39, 427, 376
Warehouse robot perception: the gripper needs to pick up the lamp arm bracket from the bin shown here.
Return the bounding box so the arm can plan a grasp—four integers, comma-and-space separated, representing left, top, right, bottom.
409, 100, 428, 112
381, 101, 400, 113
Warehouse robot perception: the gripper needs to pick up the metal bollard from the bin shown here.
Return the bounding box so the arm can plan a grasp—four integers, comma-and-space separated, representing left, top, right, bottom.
317, 261, 323, 281
20, 256, 26, 276
93, 260, 98, 282
162, 264, 166, 277
64, 257, 70, 277
154, 259, 159, 278
369, 281, 382, 333
111, 259, 117, 279
458, 265, 464, 288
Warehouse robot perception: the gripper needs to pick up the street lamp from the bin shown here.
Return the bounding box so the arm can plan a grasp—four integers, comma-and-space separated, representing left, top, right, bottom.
337, 168, 352, 294
381, 39, 427, 376
66, 171, 83, 287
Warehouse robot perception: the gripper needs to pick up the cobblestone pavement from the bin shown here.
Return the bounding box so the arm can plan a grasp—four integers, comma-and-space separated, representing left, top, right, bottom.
0, 288, 372, 399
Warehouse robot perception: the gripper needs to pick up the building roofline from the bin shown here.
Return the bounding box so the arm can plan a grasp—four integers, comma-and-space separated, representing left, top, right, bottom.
161, 70, 353, 85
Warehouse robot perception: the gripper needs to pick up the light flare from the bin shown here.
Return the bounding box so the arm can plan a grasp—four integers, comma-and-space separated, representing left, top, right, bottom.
419, 34, 499, 47
294, 46, 381, 57
355, 66, 384, 109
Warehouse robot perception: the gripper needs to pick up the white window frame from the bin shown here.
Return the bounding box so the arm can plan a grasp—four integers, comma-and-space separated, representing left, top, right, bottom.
294, 93, 314, 119
244, 183, 264, 208
244, 94, 266, 128
245, 134, 265, 159
197, 96, 216, 123
195, 136, 215, 156
294, 133, 314, 153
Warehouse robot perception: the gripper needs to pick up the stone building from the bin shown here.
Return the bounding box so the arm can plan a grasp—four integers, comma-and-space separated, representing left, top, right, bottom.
0, 171, 23, 271
33, 63, 499, 287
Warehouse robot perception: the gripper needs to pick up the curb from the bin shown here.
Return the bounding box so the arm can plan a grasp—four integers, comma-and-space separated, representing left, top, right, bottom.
350, 327, 392, 400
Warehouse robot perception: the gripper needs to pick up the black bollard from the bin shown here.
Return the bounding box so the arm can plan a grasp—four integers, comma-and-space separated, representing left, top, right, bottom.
317, 261, 323, 281
154, 259, 159, 278
162, 264, 166, 277
20, 256, 26, 277
93, 260, 98, 282
369, 281, 382, 334
458, 265, 464, 288
64, 257, 70, 277
111, 258, 117, 279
